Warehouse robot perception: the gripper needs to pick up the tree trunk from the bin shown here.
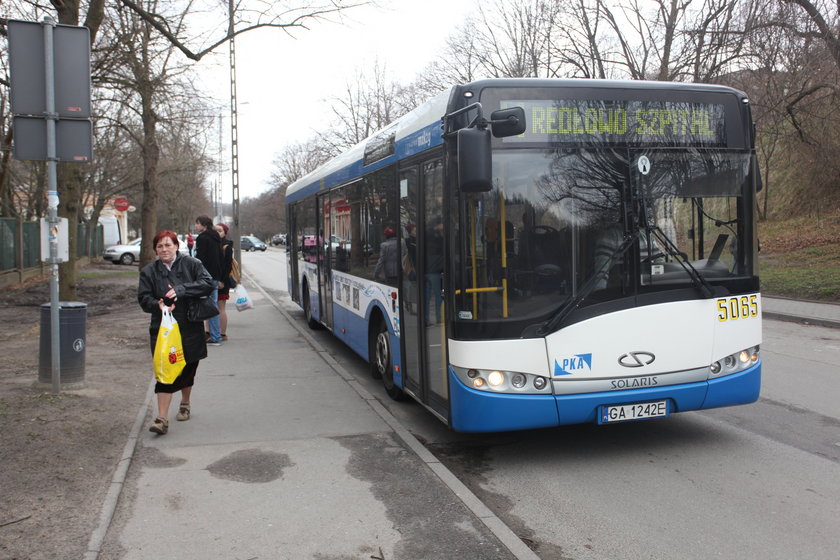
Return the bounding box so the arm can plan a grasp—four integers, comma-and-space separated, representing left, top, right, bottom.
58, 163, 84, 301
138, 97, 160, 269
0, 129, 15, 218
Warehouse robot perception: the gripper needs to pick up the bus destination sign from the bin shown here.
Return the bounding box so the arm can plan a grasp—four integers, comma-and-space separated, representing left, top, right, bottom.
501, 99, 726, 146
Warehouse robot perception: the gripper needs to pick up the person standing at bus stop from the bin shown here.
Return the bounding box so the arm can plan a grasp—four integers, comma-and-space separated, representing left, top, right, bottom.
194, 215, 223, 345
138, 230, 214, 434
215, 222, 234, 341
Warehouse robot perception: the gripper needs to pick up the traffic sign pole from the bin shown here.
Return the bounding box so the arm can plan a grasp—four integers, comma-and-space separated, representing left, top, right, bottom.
44, 17, 62, 394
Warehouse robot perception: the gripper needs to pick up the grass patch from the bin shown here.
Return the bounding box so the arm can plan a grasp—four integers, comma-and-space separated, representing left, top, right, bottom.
758, 210, 840, 302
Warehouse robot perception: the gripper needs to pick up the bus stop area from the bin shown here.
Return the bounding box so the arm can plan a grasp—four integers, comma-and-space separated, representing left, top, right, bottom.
87, 277, 533, 560
1, 263, 837, 559
88, 290, 840, 559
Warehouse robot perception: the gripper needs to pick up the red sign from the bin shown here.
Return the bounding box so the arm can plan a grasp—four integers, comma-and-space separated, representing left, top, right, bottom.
113, 197, 129, 211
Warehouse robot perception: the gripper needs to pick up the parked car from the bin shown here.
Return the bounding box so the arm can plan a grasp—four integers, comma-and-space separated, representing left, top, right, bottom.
271, 233, 286, 246
241, 235, 267, 252
103, 238, 142, 265
103, 237, 188, 265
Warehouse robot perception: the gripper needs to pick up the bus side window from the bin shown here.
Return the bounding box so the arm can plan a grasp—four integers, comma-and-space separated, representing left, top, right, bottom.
361, 166, 398, 283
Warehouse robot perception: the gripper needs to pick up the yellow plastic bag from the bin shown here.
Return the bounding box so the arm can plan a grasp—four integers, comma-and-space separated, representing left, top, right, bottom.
153, 309, 186, 384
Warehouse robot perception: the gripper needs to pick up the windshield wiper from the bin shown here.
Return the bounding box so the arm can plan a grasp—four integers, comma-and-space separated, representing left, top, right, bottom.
530, 229, 639, 337
646, 225, 714, 298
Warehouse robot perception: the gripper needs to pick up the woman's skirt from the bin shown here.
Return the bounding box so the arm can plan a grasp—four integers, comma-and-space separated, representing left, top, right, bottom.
155, 361, 198, 393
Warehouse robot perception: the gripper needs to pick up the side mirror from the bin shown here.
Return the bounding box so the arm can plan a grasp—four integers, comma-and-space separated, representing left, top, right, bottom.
490, 107, 526, 138
458, 127, 492, 192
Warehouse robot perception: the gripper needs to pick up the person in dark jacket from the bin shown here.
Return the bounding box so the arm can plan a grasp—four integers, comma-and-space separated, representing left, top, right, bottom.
215, 222, 234, 341
374, 226, 399, 284
138, 230, 214, 435
194, 215, 223, 344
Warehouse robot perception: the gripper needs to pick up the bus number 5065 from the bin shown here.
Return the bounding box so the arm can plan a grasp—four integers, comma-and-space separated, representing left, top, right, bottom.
717, 295, 758, 322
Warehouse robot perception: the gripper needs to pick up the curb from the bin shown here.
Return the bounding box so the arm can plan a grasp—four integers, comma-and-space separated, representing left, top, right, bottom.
251, 279, 541, 560
763, 311, 840, 330
83, 378, 155, 560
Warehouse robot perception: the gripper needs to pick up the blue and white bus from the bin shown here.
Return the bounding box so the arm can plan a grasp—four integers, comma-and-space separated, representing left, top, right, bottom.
285, 78, 761, 432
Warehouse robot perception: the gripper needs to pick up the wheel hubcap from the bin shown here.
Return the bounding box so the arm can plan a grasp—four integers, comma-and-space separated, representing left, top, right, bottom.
375, 332, 389, 376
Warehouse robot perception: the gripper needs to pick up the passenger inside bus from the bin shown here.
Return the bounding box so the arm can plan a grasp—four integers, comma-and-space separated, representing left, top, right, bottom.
373, 226, 399, 284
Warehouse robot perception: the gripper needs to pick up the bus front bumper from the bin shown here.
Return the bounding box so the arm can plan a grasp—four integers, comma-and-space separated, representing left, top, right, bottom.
448, 363, 761, 433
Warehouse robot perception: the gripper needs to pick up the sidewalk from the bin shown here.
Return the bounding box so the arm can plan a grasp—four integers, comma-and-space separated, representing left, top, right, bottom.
762, 295, 840, 329
91, 281, 537, 560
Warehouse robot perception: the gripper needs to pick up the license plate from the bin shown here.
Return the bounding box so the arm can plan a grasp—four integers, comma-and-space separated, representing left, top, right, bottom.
598, 400, 669, 424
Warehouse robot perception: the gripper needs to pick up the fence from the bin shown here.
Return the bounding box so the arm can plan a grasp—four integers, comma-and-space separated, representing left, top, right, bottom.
0, 217, 104, 288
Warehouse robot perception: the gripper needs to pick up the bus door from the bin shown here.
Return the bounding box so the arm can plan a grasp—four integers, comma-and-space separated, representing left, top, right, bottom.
316, 193, 333, 329
287, 208, 298, 301
399, 159, 448, 419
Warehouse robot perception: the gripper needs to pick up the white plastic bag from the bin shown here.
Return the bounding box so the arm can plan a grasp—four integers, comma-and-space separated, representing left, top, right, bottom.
234, 283, 253, 312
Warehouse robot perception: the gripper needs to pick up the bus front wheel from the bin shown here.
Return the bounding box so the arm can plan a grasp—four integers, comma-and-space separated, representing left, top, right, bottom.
371, 320, 405, 401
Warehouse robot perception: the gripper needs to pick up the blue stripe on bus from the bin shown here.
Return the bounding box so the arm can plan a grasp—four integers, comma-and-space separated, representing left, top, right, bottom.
703, 362, 761, 408
449, 368, 561, 432
285, 122, 443, 204
448, 362, 761, 432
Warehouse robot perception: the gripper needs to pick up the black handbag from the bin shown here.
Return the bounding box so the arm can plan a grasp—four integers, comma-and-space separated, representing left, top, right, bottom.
168, 259, 219, 322
187, 296, 219, 322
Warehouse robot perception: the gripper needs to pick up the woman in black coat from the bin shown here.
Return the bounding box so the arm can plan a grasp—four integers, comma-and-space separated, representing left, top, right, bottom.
138, 230, 214, 435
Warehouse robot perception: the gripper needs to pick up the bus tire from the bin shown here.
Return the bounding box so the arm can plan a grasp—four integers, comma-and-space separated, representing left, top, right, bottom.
371, 319, 405, 401
302, 283, 320, 330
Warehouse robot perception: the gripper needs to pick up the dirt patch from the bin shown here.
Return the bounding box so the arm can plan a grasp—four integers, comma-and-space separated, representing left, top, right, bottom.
0, 263, 151, 560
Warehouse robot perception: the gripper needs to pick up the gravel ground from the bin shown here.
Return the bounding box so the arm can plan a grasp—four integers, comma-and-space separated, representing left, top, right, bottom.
0, 263, 151, 560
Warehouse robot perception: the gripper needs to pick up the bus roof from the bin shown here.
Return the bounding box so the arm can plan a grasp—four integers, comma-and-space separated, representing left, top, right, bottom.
285, 78, 748, 203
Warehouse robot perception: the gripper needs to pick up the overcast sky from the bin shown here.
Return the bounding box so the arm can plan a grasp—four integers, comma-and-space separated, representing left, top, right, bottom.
195, 0, 475, 202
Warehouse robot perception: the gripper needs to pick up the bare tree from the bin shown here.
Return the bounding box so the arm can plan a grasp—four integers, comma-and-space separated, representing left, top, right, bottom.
79, 102, 143, 254
93, 1, 199, 267
271, 138, 334, 185
322, 61, 408, 151
240, 186, 286, 240
1, 0, 364, 294
118, 0, 366, 62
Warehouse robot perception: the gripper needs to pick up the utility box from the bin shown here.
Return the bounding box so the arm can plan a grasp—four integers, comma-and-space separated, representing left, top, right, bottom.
39, 301, 87, 388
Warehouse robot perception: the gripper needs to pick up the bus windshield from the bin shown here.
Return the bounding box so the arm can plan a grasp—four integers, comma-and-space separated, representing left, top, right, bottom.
454, 145, 754, 330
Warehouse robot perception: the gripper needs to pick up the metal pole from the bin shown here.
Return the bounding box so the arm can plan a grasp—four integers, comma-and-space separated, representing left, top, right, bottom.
215, 112, 220, 220
229, 0, 241, 265
43, 17, 61, 394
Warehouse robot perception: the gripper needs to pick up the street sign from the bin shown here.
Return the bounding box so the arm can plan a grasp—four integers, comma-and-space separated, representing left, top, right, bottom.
8, 19, 92, 118
113, 197, 130, 212
12, 116, 92, 162
8, 19, 93, 163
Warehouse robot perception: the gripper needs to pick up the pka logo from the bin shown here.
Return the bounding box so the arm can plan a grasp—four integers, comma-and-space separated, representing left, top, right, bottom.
554, 353, 593, 376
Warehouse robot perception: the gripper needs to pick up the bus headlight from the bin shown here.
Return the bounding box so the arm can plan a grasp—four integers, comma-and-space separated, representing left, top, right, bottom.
710, 346, 760, 378
487, 371, 505, 387
451, 366, 552, 394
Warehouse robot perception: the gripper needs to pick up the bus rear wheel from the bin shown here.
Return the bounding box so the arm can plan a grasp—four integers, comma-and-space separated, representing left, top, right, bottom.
371, 320, 405, 401
302, 285, 320, 330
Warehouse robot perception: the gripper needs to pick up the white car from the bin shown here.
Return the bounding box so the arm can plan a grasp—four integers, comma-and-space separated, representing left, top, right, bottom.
103, 237, 189, 265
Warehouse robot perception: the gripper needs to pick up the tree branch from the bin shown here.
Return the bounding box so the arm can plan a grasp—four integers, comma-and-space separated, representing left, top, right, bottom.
117, 0, 364, 61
